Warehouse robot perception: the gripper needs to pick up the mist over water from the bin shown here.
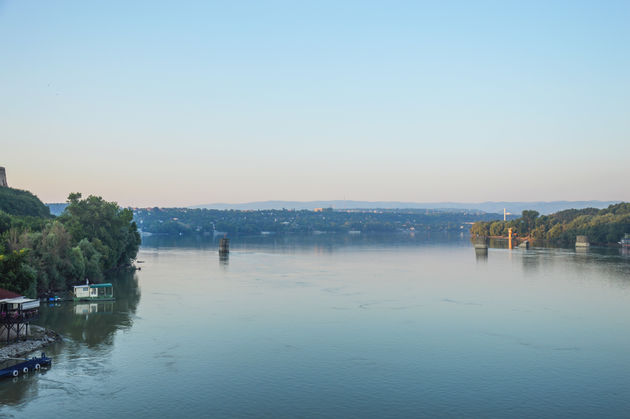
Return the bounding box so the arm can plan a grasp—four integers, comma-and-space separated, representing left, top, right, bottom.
2, 235, 630, 417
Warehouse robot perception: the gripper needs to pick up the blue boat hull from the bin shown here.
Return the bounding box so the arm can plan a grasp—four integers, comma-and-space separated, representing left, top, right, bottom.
0, 353, 52, 379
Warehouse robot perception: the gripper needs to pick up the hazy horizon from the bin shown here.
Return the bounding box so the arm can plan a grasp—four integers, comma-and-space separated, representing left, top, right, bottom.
47, 198, 621, 217
2, 1, 629, 207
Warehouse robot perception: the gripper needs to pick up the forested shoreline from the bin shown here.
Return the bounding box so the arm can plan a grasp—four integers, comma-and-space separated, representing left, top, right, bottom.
0, 188, 140, 298
470, 203, 630, 245
134, 207, 502, 235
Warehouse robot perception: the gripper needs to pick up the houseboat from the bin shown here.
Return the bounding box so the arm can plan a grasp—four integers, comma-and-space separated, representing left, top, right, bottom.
73, 282, 114, 302
620, 234, 630, 248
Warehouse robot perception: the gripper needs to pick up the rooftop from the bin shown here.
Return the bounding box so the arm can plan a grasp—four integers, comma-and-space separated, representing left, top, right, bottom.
0, 288, 21, 299
73, 283, 113, 288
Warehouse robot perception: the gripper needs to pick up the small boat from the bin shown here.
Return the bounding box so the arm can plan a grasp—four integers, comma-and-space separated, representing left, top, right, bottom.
73, 280, 114, 302
0, 353, 52, 379
620, 234, 630, 248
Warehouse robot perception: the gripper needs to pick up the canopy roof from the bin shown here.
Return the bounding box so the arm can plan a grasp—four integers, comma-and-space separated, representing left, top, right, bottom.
1, 297, 37, 303
73, 283, 113, 289
0, 288, 21, 299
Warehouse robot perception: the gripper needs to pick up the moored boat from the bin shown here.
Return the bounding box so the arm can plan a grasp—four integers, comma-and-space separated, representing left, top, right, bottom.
73, 281, 114, 302
0, 353, 52, 379
620, 234, 630, 248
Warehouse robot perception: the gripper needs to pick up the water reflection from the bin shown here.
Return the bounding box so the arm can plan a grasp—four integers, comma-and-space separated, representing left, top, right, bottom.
4, 236, 630, 417
0, 269, 140, 406
474, 247, 488, 262
575, 246, 590, 254
219, 252, 229, 268
0, 369, 51, 406
142, 231, 471, 253
74, 302, 115, 315
37, 270, 140, 347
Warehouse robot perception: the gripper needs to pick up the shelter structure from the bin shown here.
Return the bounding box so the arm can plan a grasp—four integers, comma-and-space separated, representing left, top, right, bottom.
0, 288, 40, 342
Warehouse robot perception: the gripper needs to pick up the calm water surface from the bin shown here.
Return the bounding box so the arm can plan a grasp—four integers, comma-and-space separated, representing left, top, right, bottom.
2, 235, 630, 418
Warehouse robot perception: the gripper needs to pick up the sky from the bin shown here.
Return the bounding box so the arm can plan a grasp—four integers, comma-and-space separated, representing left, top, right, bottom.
1, 0, 629, 207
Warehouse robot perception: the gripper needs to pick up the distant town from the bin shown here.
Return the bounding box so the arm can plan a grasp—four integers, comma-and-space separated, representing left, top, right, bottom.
44, 198, 624, 238
131, 207, 504, 236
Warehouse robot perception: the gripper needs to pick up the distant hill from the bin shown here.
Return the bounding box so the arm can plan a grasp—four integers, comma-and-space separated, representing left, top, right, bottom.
192, 200, 619, 215
0, 187, 51, 217
46, 203, 68, 216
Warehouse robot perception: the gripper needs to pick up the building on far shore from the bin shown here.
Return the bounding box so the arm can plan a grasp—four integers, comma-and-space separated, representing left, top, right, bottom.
0, 288, 40, 342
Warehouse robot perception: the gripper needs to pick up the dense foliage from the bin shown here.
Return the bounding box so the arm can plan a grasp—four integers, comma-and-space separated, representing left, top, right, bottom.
470, 203, 630, 245
134, 207, 502, 235
0, 192, 140, 298
0, 187, 51, 218
59, 193, 141, 272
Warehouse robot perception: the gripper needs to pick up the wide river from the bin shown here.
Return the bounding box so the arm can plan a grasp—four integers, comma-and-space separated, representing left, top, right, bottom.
2, 234, 630, 418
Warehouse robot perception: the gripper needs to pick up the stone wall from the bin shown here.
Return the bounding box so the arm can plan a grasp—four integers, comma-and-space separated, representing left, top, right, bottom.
0, 167, 7, 187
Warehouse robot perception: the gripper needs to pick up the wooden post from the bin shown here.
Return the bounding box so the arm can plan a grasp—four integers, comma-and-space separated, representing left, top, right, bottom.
508, 228, 513, 250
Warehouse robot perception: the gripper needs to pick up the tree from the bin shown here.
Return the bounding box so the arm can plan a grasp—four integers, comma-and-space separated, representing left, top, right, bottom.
521, 210, 540, 235
0, 249, 37, 298
20, 221, 87, 293
58, 193, 140, 271
489, 221, 505, 236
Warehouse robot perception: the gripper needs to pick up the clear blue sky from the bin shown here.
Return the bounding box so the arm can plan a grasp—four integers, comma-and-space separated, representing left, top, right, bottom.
1, 0, 628, 206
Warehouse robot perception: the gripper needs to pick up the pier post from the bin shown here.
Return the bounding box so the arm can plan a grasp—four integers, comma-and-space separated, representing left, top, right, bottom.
473, 236, 488, 260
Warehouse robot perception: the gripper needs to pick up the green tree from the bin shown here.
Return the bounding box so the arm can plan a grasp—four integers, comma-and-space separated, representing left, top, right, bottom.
489, 221, 505, 236
0, 249, 37, 297
20, 221, 86, 293
521, 210, 540, 235
59, 193, 140, 271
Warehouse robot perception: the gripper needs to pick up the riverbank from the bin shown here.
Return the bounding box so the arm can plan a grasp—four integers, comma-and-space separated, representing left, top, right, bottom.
0, 326, 62, 359
476, 235, 625, 248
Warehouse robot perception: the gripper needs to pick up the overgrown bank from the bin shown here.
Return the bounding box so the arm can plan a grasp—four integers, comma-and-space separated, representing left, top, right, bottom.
470, 203, 630, 246
0, 189, 140, 298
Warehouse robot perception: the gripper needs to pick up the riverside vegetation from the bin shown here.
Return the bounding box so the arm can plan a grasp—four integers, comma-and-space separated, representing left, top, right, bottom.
0, 188, 140, 298
134, 207, 502, 236
470, 203, 630, 245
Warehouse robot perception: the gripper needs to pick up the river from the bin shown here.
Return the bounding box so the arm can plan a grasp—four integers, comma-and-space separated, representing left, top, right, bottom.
2, 234, 630, 417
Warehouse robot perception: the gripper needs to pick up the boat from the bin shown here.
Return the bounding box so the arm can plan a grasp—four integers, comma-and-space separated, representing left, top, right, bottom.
620, 234, 630, 248
73, 281, 114, 302
0, 353, 52, 379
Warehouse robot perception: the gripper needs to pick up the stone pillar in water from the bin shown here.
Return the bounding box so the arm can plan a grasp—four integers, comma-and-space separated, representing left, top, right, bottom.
219, 238, 230, 254
575, 236, 590, 248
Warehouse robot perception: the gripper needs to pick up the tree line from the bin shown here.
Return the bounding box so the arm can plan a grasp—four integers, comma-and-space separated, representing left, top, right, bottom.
470, 203, 630, 245
0, 189, 140, 298
134, 207, 502, 236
